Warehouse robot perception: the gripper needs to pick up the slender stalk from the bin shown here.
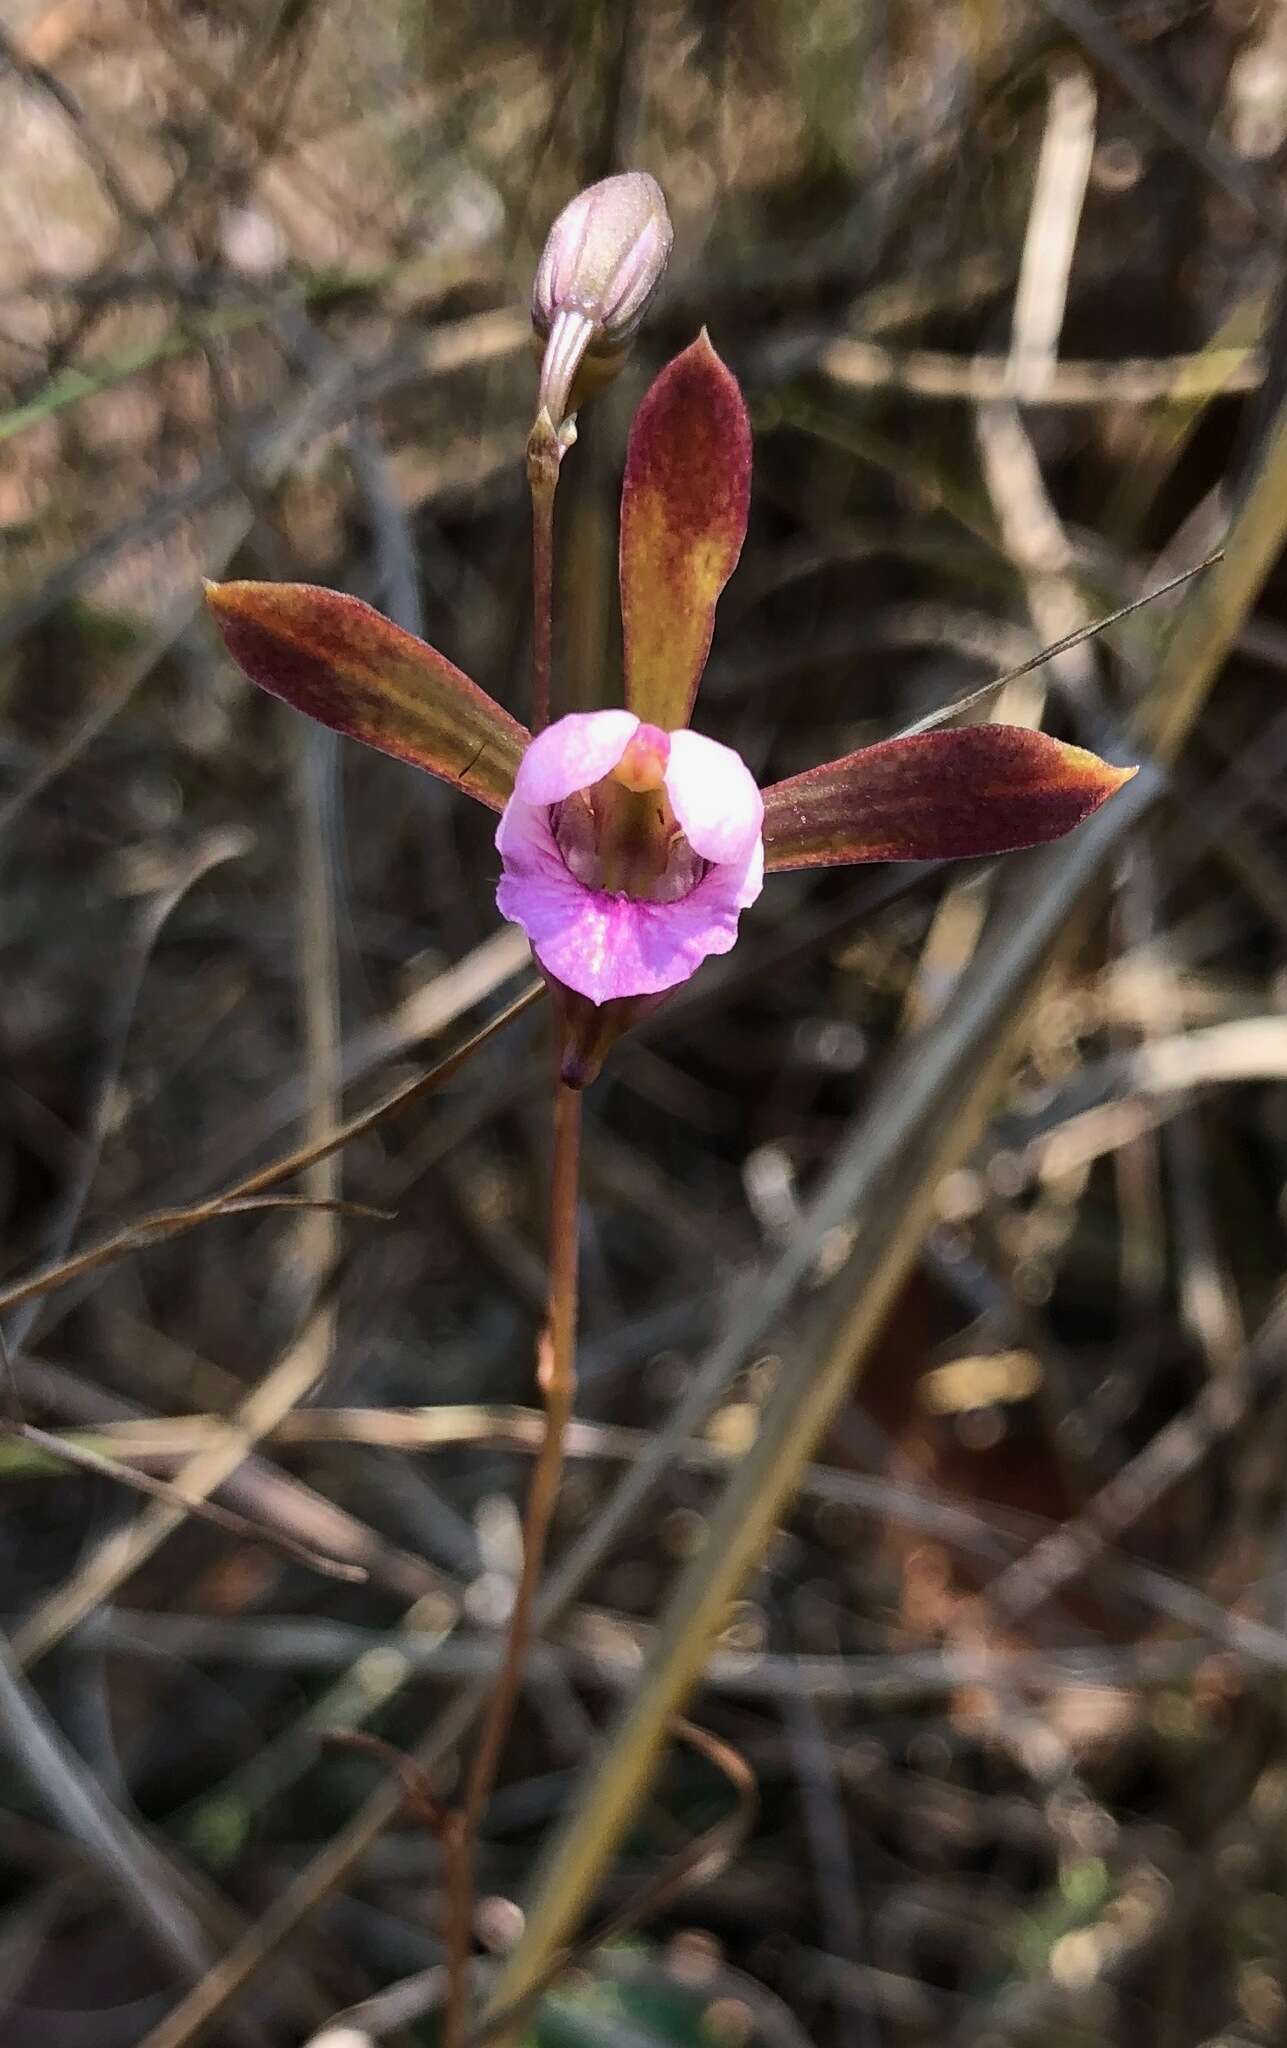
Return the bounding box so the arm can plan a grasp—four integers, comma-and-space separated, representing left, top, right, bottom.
442, 1078, 582, 2048
528, 413, 562, 732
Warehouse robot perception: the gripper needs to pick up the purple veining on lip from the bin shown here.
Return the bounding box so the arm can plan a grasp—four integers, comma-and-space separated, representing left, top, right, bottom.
495, 709, 764, 1005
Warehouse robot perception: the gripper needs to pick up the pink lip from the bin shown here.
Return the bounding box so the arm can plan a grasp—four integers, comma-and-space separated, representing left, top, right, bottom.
495, 710, 764, 1006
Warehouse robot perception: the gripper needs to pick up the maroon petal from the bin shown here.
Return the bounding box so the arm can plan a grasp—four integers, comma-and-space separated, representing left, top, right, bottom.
762, 725, 1136, 870
205, 581, 529, 812
618, 332, 751, 731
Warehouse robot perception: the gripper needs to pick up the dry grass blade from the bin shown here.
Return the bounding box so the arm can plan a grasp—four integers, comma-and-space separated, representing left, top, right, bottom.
2, 827, 254, 1356
9, 1306, 336, 1677
8, 985, 542, 1671
0, 985, 544, 1318
897, 553, 1221, 739
1035, 0, 1277, 224
0, 1632, 271, 2048
819, 339, 1262, 405
1006, 62, 1095, 396
2, 1417, 367, 1583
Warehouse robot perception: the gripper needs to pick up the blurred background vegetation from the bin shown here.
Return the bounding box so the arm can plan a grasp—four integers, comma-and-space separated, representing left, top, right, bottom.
3, 1, 1287, 2044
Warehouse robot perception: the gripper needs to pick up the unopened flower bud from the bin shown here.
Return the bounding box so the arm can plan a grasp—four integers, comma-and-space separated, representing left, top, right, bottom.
532, 171, 673, 426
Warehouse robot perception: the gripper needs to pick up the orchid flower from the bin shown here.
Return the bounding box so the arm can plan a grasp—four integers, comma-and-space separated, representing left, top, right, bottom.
205, 333, 1133, 1085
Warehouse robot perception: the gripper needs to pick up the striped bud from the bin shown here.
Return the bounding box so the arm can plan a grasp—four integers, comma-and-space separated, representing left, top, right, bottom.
532, 171, 673, 426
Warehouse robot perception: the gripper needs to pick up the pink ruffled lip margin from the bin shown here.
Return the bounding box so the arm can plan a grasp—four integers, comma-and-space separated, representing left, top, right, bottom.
495, 710, 764, 1006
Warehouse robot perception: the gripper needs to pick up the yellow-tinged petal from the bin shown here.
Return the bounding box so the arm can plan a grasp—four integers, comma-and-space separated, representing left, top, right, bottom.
205, 581, 528, 812
618, 332, 751, 731
762, 726, 1136, 870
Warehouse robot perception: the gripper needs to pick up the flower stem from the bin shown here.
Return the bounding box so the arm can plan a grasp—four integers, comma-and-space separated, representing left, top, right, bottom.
442, 1077, 582, 2048
528, 413, 561, 732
